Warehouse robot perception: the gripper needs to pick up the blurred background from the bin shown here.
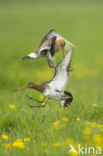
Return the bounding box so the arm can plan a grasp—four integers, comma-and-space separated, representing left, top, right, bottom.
0, 0, 103, 91
0, 1, 103, 155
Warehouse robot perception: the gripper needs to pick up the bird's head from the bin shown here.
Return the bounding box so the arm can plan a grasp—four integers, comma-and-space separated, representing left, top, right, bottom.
56, 39, 65, 49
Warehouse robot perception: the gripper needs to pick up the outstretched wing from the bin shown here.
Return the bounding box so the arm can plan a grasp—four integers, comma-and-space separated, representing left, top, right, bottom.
47, 30, 76, 51
39, 29, 76, 51
39, 30, 55, 48
49, 49, 74, 91
21, 51, 39, 61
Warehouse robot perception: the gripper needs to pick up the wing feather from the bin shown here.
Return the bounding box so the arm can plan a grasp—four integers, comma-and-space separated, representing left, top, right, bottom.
39, 36, 57, 53
39, 29, 55, 48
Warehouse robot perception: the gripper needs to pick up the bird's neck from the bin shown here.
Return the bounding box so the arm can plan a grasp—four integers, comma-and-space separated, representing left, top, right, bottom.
28, 82, 46, 92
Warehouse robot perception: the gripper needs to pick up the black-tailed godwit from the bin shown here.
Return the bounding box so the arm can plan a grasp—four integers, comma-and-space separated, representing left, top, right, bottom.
21, 29, 75, 68
14, 49, 74, 108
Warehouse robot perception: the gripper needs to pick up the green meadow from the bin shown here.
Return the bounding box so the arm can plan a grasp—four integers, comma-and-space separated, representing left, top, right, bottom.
0, 1, 103, 155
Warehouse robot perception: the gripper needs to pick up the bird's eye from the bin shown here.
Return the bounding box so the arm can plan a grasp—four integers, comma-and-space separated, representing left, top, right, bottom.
41, 49, 48, 55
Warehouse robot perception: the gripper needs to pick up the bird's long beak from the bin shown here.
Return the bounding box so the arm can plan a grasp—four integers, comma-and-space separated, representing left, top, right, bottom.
12, 86, 27, 92
62, 47, 65, 58
21, 52, 39, 61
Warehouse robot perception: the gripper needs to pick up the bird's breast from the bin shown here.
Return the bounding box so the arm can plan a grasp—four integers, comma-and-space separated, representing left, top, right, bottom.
43, 86, 64, 100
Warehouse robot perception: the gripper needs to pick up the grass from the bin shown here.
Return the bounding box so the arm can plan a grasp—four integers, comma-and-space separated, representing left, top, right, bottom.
0, 1, 103, 155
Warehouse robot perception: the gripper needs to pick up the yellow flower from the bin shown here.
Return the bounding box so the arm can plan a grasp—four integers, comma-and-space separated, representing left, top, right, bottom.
100, 129, 103, 132
76, 118, 80, 121
42, 143, 47, 146
97, 124, 103, 128
12, 141, 25, 149
54, 120, 60, 129
70, 152, 78, 156
53, 143, 61, 147
2, 135, 8, 140
62, 117, 69, 122
84, 121, 96, 127
94, 134, 103, 146
101, 117, 103, 120
84, 127, 92, 135
65, 139, 74, 146
93, 104, 97, 107
17, 139, 22, 142
40, 94, 45, 100
24, 138, 30, 142
9, 104, 15, 109
2, 144, 10, 148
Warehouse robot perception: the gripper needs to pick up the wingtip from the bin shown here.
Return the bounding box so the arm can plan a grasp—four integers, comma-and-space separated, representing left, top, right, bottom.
20, 56, 31, 61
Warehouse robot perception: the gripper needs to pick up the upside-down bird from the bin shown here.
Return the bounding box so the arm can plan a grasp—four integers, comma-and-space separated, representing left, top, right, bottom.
21, 29, 75, 68
14, 49, 74, 108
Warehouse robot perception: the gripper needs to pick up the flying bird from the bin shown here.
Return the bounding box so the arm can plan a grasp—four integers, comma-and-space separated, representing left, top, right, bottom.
14, 49, 74, 108
21, 29, 75, 68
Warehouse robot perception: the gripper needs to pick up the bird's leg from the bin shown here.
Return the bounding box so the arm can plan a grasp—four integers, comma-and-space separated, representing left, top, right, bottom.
48, 60, 55, 68
62, 47, 65, 58
25, 94, 46, 103
26, 103, 45, 108
25, 98, 48, 108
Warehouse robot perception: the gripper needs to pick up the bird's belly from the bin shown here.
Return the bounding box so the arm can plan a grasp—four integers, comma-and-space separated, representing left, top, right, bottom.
50, 74, 68, 91
43, 88, 63, 100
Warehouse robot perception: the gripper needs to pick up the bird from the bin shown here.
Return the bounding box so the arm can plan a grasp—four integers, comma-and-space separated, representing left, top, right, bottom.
14, 49, 74, 108
21, 29, 75, 68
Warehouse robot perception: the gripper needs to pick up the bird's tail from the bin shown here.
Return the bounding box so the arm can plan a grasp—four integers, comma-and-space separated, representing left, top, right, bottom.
60, 91, 73, 108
